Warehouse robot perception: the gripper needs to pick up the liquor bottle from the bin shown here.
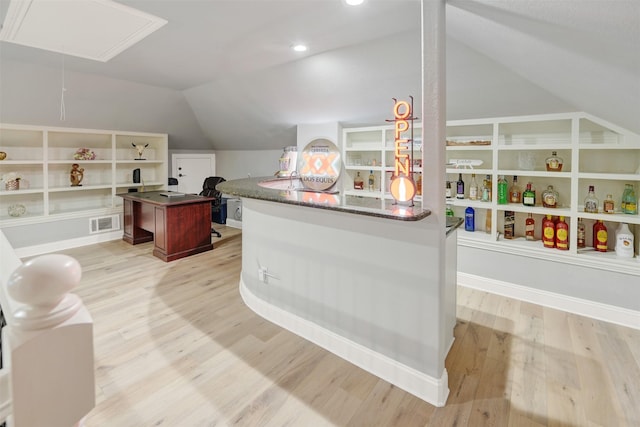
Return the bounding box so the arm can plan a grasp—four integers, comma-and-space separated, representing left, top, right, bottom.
584, 185, 598, 213
445, 181, 452, 199
593, 220, 608, 252
504, 211, 515, 239
485, 209, 492, 234
446, 204, 454, 217
615, 223, 634, 258
497, 175, 508, 204
542, 185, 559, 208
525, 213, 535, 241
603, 194, 615, 214
523, 183, 536, 206
622, 184, 637, 214
469, 174, 479, 200
368, 170, 375, 191
545, 151, 564, 172
555, 216, 569, 250
509, 176, 522, 204
456, 173, 465, 199
465, 206, 475, 232
542, 215, 555, 248
354, 172, 364, 190
416, 172, 422, 196
481, 175, 492, 202
577, 218, 586, 248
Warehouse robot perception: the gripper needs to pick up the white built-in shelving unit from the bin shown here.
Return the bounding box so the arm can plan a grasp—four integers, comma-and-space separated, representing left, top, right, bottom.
342, 125, 423, 208
342, 112, 640, 275
0, 123, 168, 227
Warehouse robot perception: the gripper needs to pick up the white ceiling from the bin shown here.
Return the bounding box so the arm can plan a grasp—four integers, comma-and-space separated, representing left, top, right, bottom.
0, 0, 638, 150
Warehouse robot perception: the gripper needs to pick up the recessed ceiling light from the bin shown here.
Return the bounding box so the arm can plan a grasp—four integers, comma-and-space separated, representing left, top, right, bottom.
345, 0, 365, 6
292, 44, 308, 52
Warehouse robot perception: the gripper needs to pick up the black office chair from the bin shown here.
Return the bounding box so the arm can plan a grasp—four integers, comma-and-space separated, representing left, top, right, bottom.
199, 176, 226, 238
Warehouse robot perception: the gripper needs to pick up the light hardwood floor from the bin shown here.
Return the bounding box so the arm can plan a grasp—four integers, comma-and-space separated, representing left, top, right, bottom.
48, 225, 639, 426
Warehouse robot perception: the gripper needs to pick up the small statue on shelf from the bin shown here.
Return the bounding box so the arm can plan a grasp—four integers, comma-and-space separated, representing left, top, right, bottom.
70, 163, 84, 186
132, 143, 149, 160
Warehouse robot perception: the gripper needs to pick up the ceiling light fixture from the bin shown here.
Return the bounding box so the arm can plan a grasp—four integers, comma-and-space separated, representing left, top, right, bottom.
345, 0, 365, 6
292, 44, 308, 52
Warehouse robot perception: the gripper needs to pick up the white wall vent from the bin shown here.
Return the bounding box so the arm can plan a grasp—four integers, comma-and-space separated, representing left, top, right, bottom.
89, 215, 120, 234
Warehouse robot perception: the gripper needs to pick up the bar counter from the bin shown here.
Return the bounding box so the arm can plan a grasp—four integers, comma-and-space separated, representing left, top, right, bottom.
217, 177, 461, 406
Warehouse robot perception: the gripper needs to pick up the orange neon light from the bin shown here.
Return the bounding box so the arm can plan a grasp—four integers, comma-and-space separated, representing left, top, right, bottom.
390, 98, 416, 202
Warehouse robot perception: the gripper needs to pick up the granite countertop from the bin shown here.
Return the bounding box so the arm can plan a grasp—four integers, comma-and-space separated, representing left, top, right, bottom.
446, 217, 464, 236
217, 177, 432, 221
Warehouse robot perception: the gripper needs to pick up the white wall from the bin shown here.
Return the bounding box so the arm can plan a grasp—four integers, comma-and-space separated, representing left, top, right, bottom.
0, 59, 210, 150
215, 150, 283, 180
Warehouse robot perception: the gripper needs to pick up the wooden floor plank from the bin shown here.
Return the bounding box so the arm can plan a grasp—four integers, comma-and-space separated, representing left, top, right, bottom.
35, 225, 639, 426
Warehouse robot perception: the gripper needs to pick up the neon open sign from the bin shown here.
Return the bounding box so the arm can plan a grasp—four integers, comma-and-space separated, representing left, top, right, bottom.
389, 98, 417, 203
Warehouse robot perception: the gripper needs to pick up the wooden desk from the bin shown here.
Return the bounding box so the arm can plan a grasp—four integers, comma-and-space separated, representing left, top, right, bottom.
118, 191, 214, 262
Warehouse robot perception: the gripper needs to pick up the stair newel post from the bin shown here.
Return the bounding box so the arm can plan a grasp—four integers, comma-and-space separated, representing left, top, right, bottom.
5, 254, 95, 427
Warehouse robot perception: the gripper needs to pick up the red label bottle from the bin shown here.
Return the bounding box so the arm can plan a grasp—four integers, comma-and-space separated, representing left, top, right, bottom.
593, 220, 608, 252
542, 215, 555, 248
555, 216, 569, 250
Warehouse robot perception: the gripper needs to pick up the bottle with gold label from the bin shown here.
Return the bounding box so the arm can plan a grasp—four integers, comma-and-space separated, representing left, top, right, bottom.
545, 151, 563, 171
593, 220, 608, 252
509, 176, 522, 203
543, 215, 555, 248
368, 170, 375, 191
555, 216, 569, 250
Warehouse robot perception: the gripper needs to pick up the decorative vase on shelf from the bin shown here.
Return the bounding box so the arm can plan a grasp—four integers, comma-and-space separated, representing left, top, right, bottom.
8, 204, 26, 217
5, 179, 19, 191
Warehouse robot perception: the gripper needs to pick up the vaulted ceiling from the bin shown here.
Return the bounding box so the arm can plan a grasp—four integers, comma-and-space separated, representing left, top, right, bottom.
1, 0, 638, 150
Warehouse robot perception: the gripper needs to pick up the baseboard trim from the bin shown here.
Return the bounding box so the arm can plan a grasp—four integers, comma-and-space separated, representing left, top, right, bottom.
239, 276, 449, 407
458, 272, 640, 330
14, 231, 123, 259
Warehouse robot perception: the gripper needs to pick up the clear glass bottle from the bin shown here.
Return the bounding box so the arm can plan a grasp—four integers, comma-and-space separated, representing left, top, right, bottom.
622, 184, 637, 214
497, 175, 508, 204
456, 173, 465, 199
523, 183, 536, 206
603, 194, 615, 214
584, 185, 599, 213
542, 185, 559, 208
545, 151, 563, 172
368, 170, 375, 191
509, 175, 522, 204
481, 175, 492, 202
577, 218, 586, 248
469, 173, 479, 200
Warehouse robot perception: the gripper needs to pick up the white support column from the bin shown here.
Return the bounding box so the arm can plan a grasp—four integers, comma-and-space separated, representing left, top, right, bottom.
421, 0, 448, 375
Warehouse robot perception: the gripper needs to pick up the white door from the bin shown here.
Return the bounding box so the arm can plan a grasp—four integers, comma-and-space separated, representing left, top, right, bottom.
172, 154, 216, 194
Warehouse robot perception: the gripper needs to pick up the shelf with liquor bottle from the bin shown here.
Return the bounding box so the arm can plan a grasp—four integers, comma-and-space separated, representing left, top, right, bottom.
0, 123, 168, 226
343, 112, 639, 273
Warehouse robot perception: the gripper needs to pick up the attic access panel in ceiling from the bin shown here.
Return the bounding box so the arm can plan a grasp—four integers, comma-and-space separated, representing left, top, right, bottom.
0, 0, 167, 62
